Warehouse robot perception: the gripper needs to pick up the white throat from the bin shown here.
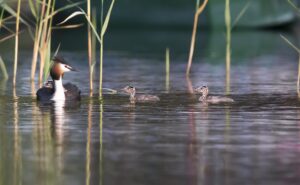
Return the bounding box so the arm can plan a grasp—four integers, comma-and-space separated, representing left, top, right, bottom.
51, 77, 65, 101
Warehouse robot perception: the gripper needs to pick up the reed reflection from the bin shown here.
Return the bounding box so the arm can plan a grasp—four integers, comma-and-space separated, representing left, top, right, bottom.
186, 76, 203, 185
31, 81, 36, 98
0, 78, 7, 95
224, 106, 232, 185
86, 99, 93, 185
187, 101, 199, 185
85, 99, 105, 185
13, 87, 22, 185
99, 103, 103, 185
32, 100, 67, 184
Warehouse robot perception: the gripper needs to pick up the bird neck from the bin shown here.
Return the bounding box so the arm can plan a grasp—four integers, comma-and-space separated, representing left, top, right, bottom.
129, 91, 136, 103
51, 77, 65, 101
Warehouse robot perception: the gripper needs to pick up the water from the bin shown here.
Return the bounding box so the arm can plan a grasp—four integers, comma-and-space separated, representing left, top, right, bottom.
1, 30, 300, 185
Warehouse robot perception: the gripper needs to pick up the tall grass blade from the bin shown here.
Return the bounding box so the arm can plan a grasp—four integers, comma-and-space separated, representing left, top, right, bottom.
0, 32, 16, 42
53, 43, 61, 57
101, 0, 115, 37
280, 34, 300, 53
41, 1, 84, 23
0, 56, 8, 80
2, 3, 30, 27
28, 0, 37, 18
53, 23, 84, 29
0, 8, 5, 30
59, 10, 102, 43
57, 11, 84, 25
286, 0, 300, 12
232, 1, 251, 29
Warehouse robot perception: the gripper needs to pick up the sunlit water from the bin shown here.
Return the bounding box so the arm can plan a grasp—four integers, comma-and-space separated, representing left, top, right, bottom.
1, 30, 300, 185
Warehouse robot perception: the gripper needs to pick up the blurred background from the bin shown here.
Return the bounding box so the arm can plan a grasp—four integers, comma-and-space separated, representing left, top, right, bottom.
1, 0, 299, 55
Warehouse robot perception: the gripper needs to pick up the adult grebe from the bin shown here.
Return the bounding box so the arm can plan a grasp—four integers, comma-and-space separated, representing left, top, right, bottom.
122, 86, 160, 103
194, 86, 234, 103
36, 56, 81, 101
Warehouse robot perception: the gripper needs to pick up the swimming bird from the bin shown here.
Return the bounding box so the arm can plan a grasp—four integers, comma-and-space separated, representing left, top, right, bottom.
194, 86, 234, 103
122, 86, 160, 103
36, 56, 81, 101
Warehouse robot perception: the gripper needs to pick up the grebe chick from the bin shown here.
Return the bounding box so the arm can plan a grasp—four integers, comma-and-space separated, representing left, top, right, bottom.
122, 86, 160, 103
36, 56, 81, 101
194, 86, 234, 103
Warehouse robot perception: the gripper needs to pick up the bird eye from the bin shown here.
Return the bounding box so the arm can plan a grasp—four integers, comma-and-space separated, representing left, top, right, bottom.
65, 65, 71, 70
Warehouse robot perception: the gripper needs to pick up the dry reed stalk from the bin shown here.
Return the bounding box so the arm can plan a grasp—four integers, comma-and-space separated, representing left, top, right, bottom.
186, 0, 209, 76
31, 0, 47, 81
87, 0, 93, 96
13, 0, 22, 87
38, 0, 55, 85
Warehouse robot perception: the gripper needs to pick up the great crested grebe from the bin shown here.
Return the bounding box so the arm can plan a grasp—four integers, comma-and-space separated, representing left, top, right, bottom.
194, 86, 234, 103
122, 86, 160, 103
36, 56, 81, 101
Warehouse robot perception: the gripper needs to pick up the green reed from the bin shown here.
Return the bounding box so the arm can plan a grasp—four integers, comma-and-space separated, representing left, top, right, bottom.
186, 0, 208, 76
30, 0, 82, 84
62, 0, 115, 99
99, 0, 115, 99
165, 48, 170, 91
225, 0, 231, 94
29, 0, 55, 85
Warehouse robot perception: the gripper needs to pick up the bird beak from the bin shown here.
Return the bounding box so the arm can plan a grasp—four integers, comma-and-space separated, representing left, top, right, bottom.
68, 66, 78, 72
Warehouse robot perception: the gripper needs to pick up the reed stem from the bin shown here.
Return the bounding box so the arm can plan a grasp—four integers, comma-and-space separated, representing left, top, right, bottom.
225, 0, 231, 94
165, 48, 170, 91
99, 0, 104, 99
186, 0, 209, 76
87, 0, 93, 96
297, 55, 300, 94
99, 39, 103, 99
13, 0, 22, 87
0, 56, 8, 80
